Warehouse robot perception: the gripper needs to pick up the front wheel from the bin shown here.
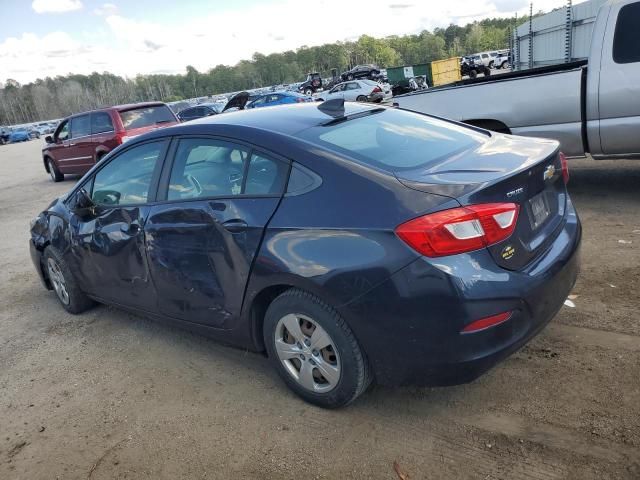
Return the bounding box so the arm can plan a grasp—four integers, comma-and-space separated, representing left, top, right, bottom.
43, 247, 95, 314
264, 289, 371, 408
47, 158, 63, 182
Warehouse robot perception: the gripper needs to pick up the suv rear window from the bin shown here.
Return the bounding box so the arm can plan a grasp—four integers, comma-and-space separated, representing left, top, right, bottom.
297, 109, 486, 172
118, 105, 175, 130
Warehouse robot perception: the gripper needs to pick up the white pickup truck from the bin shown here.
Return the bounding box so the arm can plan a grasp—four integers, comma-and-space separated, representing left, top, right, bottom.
397, 0, 639, 159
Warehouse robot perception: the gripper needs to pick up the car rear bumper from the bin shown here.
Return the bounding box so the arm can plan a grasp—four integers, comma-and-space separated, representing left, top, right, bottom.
342, 198, 581, 386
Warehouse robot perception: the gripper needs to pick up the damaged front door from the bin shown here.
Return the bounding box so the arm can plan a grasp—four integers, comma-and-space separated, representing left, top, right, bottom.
69, 139, 168, 311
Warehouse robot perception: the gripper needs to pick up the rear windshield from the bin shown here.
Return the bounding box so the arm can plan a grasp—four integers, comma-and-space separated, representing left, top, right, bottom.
118, 105, 175, 130
297, 109, 486, 172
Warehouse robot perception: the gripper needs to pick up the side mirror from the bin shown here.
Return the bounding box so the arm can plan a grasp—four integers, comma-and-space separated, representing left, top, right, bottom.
71, 188, 95, 215
45, 135, 53, 144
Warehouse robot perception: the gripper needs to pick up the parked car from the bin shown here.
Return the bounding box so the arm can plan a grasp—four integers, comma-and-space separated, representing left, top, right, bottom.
42, 102, 179, 182
469, 52, 497, 68
493, 52, 510, 69
340, 64, 381, 81
177, 103, 224, 122
246, 91, 313, 109
9, 128, 30, 142
0, 126, 10, 145
28, 127, 41, 139
315, 80, 392, 103
397, 0, 640, 158
29, 100, 580, 408
297, 73, 323, 95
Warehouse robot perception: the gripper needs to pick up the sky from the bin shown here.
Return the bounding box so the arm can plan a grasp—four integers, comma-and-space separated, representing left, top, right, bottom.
0, 0, 566, 85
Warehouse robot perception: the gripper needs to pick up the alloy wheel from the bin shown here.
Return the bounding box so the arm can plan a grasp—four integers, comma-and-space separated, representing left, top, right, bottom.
48, 161, 56, 182
274, 313, 341, 393
47, 257, 70, 305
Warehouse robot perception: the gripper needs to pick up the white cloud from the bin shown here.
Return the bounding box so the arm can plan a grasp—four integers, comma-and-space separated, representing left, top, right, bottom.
94, 3, 118, 16
7, 0, 565, 84
32, 0, 83, 14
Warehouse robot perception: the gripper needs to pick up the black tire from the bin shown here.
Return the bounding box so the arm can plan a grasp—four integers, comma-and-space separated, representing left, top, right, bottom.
356, 95, 368, 102
47, 158, 63, 182
264, 289, 371, 408
488, 61, 494, 69
501, 61, 508, 69
484, 66, 491, 76
469, 69, 478, 79
304, 88, 313, 96
43, 246, 95, 314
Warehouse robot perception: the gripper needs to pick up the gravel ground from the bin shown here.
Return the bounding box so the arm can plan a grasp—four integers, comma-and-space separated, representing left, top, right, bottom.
0, 139, 639, 479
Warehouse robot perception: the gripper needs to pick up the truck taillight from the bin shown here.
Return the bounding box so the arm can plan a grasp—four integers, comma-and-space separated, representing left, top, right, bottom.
395, 203, 520, 257
559, 152, 569, 184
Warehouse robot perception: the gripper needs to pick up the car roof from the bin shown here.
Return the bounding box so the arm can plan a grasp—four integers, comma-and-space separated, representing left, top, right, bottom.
151, 102, 380, 137
67, 102, 168, 119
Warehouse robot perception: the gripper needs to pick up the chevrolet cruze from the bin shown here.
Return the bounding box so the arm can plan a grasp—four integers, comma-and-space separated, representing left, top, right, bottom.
29, 101, 581, 408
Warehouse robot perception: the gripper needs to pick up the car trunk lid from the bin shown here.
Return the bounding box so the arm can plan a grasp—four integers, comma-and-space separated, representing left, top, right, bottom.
395, 134, 567, 270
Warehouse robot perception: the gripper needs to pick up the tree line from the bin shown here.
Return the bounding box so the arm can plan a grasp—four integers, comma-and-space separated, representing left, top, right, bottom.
0, 17, 518, 125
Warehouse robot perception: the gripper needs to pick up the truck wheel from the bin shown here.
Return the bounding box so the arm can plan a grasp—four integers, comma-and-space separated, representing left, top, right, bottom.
47, 158, 64, 182
484, 67, 491, 76
469, 69, 478, 79
304, 88, 313, 96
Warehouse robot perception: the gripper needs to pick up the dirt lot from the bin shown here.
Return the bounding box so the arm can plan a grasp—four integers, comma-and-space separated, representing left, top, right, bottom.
0, 139, 638, 479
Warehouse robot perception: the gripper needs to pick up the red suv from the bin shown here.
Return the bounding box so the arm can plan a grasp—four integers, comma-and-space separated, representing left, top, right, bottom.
43, 102, 179, 182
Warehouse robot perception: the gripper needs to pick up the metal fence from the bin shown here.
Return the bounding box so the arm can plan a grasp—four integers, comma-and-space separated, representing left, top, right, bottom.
512, 0, 607, 70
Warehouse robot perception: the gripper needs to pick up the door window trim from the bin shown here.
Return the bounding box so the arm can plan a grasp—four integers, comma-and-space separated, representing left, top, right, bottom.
65, 138, 170, 208
155, 134, 292, 204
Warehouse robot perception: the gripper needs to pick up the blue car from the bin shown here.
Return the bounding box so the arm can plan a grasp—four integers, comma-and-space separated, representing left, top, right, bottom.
29, 100, 580, 408
9, 128, 30, 142
246, 91, 312, 109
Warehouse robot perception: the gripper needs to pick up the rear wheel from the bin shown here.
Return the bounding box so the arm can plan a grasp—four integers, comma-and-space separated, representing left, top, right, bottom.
356, 95, 368, 102
44, 247, 95, 314
47, 158, 63, 182
304, 88, 313, 96
469, 69, 478, 79
501, 61, 508, 69
264, 289, 371, 408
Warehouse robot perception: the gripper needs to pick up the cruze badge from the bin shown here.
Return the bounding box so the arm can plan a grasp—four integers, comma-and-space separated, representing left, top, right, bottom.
506, 187, 524, 198
543, 165, 556, 181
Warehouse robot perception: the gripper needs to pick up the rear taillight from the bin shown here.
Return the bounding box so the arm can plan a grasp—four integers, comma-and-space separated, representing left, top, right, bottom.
559, 152, 569, 184
395, 203, 520, 257
372, 86, 382, 93
115, 132, 130, 145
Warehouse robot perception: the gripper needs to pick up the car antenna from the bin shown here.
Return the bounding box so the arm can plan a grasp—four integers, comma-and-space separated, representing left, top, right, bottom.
317, 98, 345, 117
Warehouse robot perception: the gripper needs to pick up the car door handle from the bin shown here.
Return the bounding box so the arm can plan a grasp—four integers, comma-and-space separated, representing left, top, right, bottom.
221, 219, 248, 233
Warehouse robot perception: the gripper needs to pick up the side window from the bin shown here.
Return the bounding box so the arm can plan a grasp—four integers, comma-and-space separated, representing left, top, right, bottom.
613, 3, 640, 64
168, 138, 249, 200
70, 115, 91, 139
92, 141, 163, 206
245, 152, 288, 195
56, 120, 70, 142
91, 112, 114, 134
251, 96, 267, 107
346, 82, 359, 90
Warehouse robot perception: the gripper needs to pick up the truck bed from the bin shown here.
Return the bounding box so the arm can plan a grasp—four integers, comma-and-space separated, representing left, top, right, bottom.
396, 61, 588, 157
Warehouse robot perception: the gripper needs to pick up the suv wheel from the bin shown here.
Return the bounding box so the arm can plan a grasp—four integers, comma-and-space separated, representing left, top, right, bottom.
264, 289, 371, 408
44, 246, 95, 314
47, 158, 64, 182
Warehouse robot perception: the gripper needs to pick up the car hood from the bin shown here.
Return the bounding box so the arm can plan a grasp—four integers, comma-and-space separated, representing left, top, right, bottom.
222, 91, 250, 112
